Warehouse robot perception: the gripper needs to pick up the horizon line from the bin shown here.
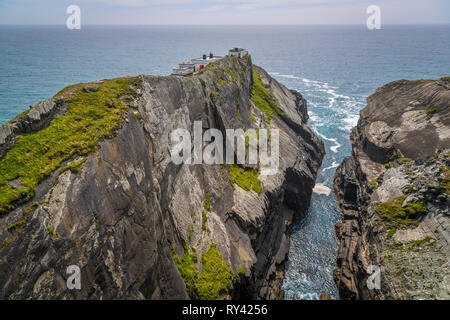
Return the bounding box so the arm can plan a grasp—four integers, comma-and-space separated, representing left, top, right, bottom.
1, 23, 449, 26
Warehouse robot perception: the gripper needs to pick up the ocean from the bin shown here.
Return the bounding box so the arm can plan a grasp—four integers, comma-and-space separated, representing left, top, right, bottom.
0, 25, 449, 299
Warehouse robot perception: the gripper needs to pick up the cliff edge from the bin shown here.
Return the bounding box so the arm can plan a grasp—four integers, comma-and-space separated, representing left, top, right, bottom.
333, 78, 450, 299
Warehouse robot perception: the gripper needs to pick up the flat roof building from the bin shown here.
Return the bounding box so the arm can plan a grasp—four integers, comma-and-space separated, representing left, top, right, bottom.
172, 49, 248, 77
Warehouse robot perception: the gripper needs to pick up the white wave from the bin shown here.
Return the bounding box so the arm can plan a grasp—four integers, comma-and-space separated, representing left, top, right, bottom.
330, 141, 342, 153
268, 71, 362, 140
278, 74, 301, 80
298, 292, 320, 300
314, 130, 341, 153
342, 114, 359, 131
313, 183, 331, 196
322, 161, 339, 172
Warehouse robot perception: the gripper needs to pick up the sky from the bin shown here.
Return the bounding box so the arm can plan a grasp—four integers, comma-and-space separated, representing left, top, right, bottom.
0, 0, 449, 25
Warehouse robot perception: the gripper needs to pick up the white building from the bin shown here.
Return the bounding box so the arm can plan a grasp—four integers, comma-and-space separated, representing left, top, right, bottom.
172, 49, 249, 77
228, 47, 248, 58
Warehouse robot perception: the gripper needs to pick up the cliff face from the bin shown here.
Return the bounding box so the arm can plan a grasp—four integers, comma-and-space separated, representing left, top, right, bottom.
0, 56, 324, 299
333, 78, 450, 300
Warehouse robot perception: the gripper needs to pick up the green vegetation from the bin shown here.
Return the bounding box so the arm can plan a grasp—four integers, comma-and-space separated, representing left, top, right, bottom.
375, 196, 428, 227
202, 211, 208, 231
229, 164, 261, 194
233, 216, 241, 227
224, 68, 237, 84
0, 77, 140, 214
397, 158, 412, 164
410, 236, 435, 247
170, 243, 232, 300
440, 76, 450, 81
199, 78, 206, 93
2, 202, 40, 249
439, 166, 450, 194
188, 226, 193, 241
60, 158, 87, 174
204, 186, 211, 211
47, 225, 59, 241
170, 243, 199, 298
197, 243, 233, 300
426, 108, 437, 119
250, 112, 257, 123
369, 179, 378, 190
234, 266, 246, 282
132, 111, 142, 121
385, 163, 391, 169
251, 70, 283, 123
387, 228, 397, 239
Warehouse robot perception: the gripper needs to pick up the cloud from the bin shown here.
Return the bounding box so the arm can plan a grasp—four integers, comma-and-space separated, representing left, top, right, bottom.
203, 5, 227, 12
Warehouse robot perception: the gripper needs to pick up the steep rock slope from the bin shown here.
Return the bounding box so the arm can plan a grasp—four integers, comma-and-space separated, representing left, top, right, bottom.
0, 56, 324, 299
333, 78, 450, 299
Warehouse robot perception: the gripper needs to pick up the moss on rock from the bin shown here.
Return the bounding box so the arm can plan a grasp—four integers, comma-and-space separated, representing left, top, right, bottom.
0, 77, 140, 214
251, 70, 283, 123
229, 164, 261, 194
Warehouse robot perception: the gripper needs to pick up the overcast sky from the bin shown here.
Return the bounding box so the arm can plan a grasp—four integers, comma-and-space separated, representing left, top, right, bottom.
0, 0, 449, 25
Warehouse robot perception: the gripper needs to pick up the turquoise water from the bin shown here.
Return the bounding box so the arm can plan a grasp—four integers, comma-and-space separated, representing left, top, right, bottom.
1, 25, 449, 299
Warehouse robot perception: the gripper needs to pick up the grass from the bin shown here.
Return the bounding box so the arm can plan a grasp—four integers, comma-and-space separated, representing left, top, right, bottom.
387, 228, 397, 239
170, 243, 232, 300
234, 266, 246, 282
440, 76, 450, 81
0, 77, 140, 214
426, 108, 437, 119
375, 196, 428, 227
170, 244, 199, 298
410, 236, 435, 247
196, 243, 233, 300
369, 179, 378, 190
132, 111, 142, 121
251, 70, 283, 123
2, 201, 41, 249
439, 166, 450, 195
60, 158, 87, 174
202, 211, 208, 231
397, 158, 412, 164
229, 164, 261, 194
204, 186, 211, 212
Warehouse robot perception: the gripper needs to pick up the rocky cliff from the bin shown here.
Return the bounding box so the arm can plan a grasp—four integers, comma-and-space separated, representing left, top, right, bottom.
0, 56, 324, 299
333, 78, 450, 299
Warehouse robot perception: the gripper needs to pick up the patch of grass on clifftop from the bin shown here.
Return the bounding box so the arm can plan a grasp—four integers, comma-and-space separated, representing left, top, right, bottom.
170, 243, 232, 300
251, 70, 283, 123
229, 164, 261, 194
375, 196, 428, 227
0, 77, 140, 214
